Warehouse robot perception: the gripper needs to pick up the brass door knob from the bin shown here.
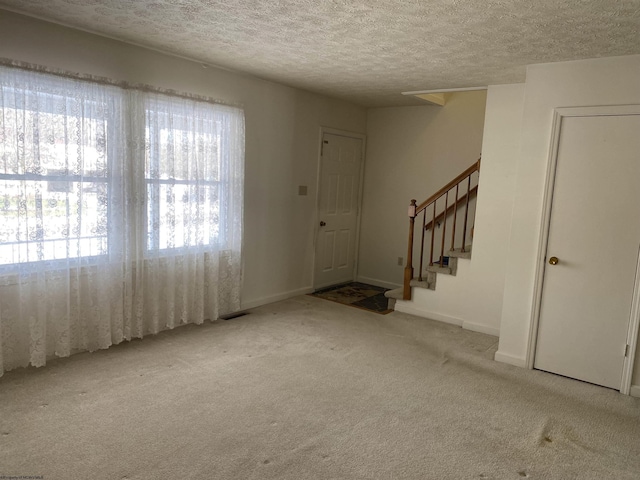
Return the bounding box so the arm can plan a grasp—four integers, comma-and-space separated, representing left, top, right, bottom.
319, 221, 326, 227
548, 256, 559, 265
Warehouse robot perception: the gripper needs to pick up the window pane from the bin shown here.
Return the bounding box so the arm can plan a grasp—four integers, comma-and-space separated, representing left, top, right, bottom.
147, 182, 219, 250
145, 111, 220, 183
0, 179, 108, 265
1, 104, 108, 178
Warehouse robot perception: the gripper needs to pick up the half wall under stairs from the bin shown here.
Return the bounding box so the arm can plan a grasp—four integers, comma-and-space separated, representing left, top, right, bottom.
385, 241, 498, 337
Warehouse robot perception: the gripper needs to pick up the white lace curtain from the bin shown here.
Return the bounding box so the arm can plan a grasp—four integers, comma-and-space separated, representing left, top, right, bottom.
0, 66, 244, 375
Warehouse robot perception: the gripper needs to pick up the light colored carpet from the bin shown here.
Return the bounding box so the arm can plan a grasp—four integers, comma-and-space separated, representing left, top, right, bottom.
0, 295, 639, 480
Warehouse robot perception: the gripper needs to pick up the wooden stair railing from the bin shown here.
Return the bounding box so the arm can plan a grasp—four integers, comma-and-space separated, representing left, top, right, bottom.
424, 185, 478, 231
403, 158, 481, 300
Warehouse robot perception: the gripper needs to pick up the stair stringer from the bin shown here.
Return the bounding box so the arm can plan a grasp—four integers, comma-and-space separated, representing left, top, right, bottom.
389, 253, 499, 337
394, 258, 470, 326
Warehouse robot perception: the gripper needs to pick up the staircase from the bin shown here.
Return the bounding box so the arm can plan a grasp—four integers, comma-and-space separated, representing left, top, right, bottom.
385, 159, 480, 310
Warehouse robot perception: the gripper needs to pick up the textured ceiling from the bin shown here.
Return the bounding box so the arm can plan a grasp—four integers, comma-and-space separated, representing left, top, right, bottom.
1, 1, 640, 107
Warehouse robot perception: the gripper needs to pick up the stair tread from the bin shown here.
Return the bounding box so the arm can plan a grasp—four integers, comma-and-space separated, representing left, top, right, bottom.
450, 244, 472, 251
384, 288, 404, 300
448, 245, 472, 259
427, 265, 453, 273
427, 258, 458, 273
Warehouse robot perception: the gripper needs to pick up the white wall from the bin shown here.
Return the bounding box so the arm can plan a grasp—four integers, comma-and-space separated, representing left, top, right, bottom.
0, 10, 367, 309
463, 84, 524, 335
357, 92, 487, 289
394, 85, 525, 337
494, 55, 640, 388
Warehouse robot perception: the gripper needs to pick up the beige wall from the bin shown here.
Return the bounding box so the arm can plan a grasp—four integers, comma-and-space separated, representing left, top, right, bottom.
0, 10, 367, 309
357, 92, 487, 288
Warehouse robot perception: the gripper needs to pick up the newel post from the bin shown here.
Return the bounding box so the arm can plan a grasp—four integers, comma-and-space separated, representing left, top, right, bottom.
404, 199, 417, 300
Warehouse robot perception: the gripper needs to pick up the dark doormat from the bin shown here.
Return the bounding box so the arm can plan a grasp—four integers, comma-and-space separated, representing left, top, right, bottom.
310, 282, 392, 314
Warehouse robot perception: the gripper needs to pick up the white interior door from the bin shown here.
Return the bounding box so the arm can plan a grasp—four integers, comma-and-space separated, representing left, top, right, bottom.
314, 133, 363, 289
535, 114, 640, 390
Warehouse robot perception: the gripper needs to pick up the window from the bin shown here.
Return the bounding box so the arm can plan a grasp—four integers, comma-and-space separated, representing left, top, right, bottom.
0, 82, 118, 268
0, 67, 244, 271
145, 100, 223, 251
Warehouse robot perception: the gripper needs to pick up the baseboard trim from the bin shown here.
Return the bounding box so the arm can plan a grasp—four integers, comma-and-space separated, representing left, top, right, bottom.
494, 350, 528, 368
241, 287, 314, 310
356, 276, 402, 291
630, 385, 640, 398
462, 320, 500, 337
393, 302, 463, 327
393, 302, 500, 338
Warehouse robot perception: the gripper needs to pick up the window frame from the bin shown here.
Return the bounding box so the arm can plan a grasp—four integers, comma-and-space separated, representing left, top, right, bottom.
143, 101, 229, 255
0, 69, 242, 273
0, 90, 116, 272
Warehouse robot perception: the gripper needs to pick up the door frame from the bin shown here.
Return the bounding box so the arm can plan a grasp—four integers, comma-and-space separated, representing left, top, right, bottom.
526, 104, 640, 394
313, 127, 367, 290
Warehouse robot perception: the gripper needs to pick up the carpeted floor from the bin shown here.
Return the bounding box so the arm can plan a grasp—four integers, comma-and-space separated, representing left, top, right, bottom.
1, 296, 639, 479
311, 281, 392, 314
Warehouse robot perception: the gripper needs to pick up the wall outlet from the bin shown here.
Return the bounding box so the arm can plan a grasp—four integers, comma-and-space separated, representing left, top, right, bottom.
298, 185, 308, 196
397, 256, 403, 266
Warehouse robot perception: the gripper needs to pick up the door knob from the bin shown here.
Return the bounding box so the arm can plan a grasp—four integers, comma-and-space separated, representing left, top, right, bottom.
319, 221, 326, 227
548, 256, 559, 265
